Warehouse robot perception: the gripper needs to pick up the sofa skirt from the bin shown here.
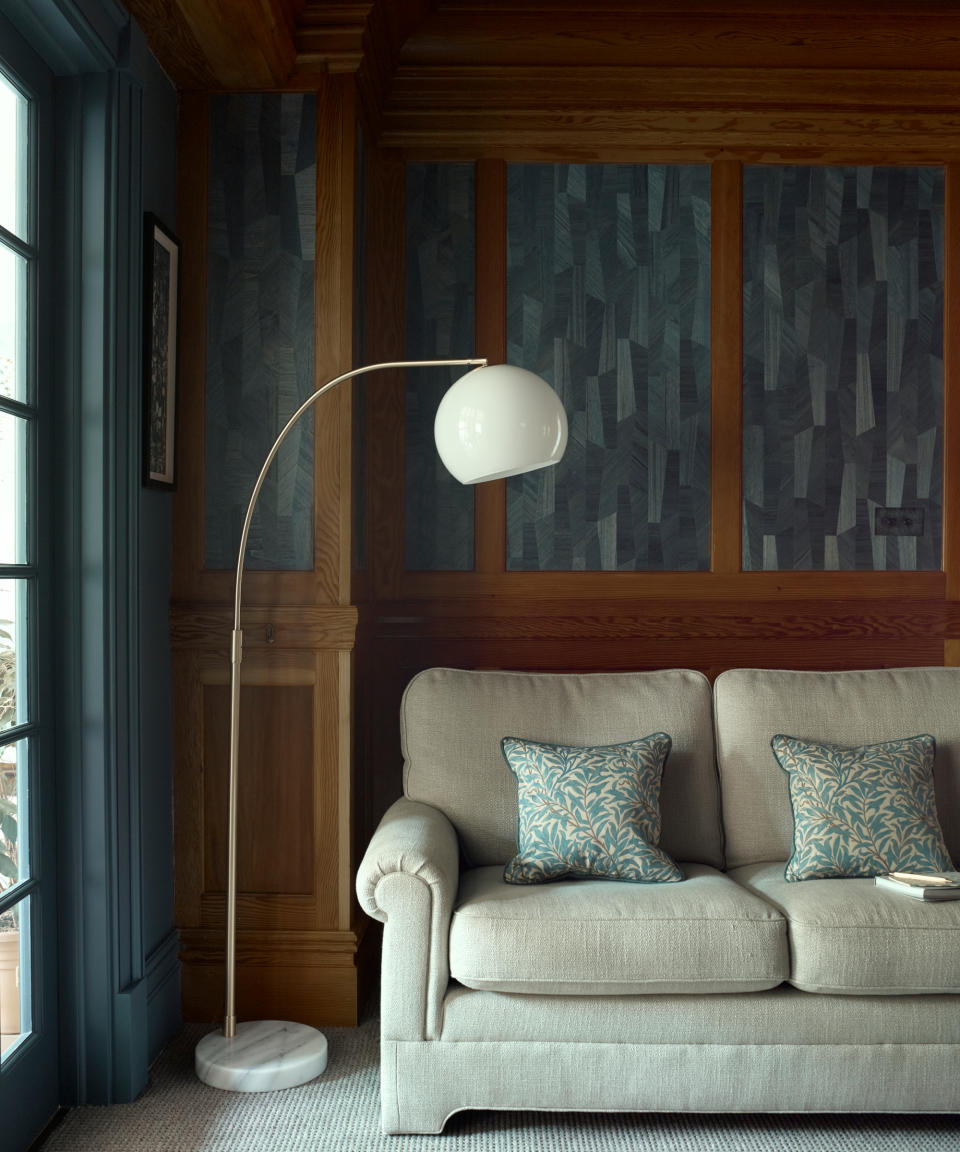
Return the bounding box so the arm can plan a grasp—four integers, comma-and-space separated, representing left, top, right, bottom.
379, 985, 960, 1134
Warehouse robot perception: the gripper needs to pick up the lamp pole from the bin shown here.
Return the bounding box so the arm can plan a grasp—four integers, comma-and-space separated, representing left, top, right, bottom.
195, 355, 565, 1092
197, 359, 487, 1092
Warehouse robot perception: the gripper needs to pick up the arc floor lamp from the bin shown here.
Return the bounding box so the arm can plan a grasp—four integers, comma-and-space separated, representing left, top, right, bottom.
195, 358, 568, 1091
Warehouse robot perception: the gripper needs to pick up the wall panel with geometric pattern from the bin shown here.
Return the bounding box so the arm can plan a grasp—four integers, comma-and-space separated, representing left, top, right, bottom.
742, 165, 944, 571
205, 94, 317, 571
505, 163, 712, 571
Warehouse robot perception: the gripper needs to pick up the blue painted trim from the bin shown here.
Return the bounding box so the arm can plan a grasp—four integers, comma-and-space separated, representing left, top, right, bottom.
145, 929, 182, 1063
0, 0, 126, 75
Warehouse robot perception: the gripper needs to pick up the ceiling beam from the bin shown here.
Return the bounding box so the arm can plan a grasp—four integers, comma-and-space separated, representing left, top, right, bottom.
123, 0, 301, 89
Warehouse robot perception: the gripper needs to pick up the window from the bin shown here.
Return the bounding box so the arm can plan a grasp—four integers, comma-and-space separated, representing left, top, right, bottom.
0, 62, 36, 1061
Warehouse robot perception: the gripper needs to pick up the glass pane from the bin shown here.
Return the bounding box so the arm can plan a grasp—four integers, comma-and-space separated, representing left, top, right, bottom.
0, 583, 28, 732
506, 163, 712, 571
0, 73, 27, 241
405, 163, 476, 571
0, 243, 28, 403
742, 166, 944, 571
0, 410, 28, 563
0, 897, 30, 1060
0, 739, 26, 892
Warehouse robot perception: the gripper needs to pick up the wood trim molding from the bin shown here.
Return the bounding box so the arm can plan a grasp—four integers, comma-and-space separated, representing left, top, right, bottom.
170, 603, 359, 650
474, 158, 507, 575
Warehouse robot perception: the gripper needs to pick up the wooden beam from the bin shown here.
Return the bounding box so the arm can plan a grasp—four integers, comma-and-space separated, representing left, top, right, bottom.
124, 0, 299, 89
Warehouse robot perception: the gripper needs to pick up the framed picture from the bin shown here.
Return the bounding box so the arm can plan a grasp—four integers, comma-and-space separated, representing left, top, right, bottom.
142, 213, 181, 488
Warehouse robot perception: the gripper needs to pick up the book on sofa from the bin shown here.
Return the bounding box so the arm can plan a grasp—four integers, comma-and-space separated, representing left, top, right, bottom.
875, 872, 960, 901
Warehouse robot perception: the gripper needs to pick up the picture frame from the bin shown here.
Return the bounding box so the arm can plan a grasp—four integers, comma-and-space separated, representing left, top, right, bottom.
142, 212, 181, 488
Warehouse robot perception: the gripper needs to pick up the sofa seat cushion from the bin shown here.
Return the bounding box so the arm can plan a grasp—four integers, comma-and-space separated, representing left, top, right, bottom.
730, 862, 960, 994
448, 862, 788, 995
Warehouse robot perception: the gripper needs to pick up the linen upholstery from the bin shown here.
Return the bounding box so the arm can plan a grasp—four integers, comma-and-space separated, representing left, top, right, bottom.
731, 862, 960, 994
361, 666, 960, 1134
381, 1040, 960, 1135
714, 667, 960, 869
449, 863, 787, 994
440, 983, 960, 1045
355, 797, 459, 1040
402, 667, 721, 868
771, 733, 952, 881
502, 733, 682, 884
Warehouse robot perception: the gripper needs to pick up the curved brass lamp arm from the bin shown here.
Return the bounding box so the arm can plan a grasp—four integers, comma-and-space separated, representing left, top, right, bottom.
222, 357, 486, 1037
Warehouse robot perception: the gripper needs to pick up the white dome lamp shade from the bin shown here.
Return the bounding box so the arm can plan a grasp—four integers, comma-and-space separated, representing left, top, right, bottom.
434, 362, 568, 484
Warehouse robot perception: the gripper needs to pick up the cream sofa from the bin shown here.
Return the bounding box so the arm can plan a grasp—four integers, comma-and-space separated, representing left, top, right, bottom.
356, 666, 960, 1134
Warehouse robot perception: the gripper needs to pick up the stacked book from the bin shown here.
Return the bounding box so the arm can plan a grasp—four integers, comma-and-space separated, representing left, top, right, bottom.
875, 871, 960, 901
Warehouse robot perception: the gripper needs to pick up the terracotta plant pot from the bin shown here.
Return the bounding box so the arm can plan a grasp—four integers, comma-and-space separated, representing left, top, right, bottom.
0, 930, 19, 1037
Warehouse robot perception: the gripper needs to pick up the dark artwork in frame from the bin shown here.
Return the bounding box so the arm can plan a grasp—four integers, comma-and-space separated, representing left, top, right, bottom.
143, 212, 181, 488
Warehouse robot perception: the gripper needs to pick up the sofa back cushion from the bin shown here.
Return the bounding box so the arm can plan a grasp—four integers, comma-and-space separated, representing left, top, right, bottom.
401, 667, 722, 869
714, 667, 960, 869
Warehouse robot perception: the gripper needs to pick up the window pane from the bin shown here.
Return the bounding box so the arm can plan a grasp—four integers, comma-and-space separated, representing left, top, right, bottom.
0, 583, 28, 732
0, 242, 28, 403
0, 73, 27, 241
0, 897, 30, 1060
0, 738, 25, 893
0, 410, 28, 563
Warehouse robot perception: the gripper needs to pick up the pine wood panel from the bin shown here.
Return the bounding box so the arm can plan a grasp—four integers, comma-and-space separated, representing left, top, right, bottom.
945, 164, 960, 604
401, 7, 960, 72
363, 147, 407, 597
179, 922, 371, 1028
203, 684, 315, 895
474, 158, 507, 574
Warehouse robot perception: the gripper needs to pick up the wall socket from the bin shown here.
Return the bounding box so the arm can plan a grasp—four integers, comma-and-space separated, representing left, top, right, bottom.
874, 506, 925, 536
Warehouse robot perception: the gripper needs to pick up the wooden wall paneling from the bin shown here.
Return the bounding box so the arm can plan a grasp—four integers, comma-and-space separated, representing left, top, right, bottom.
710, 157, 743, 576
315, 75, 357, 607
945, 162, 960, 667
399, 8, 960, 73
474, 158, 508, 574
363, 146, 407, 598
171, 78, 368, 1027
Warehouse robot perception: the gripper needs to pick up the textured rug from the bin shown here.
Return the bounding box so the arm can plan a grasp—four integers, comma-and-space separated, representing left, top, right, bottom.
39, 1018, 959, 1152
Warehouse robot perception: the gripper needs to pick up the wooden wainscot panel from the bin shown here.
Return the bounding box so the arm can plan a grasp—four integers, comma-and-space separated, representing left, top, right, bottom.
203, 683, 315, 898
180, 923, 372, 1028
173, 642, 356, 1023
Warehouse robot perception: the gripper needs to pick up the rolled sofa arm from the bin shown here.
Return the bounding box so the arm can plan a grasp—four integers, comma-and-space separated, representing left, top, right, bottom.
356, 796, 460, 1041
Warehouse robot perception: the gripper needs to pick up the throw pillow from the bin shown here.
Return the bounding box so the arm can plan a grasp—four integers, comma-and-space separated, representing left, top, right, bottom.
771, 733, 954, 882
501, 733, 683, 884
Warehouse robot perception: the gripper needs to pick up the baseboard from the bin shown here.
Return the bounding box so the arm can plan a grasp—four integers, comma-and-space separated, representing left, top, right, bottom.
145, 928, 181, 1063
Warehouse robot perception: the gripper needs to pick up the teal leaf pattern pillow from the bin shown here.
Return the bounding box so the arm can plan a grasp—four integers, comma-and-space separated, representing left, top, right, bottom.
501, 733, 683, 884
771, 733, 954, 882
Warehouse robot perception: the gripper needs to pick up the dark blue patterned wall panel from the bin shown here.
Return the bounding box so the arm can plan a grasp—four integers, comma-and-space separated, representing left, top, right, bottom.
205, 94, 316, 571
505, 164, 712, 571
405, 164, 475, 571
743, 166, 943, 571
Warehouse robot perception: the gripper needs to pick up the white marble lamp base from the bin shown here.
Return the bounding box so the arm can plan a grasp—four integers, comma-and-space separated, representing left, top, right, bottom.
195, 1020, 328, 1092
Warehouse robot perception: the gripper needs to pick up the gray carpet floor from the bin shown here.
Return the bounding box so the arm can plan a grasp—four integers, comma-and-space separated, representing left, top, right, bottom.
39, 1018, 960, 1151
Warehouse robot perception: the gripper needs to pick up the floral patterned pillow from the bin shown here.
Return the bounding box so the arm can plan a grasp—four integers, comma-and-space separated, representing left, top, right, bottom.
771, 733, 954, 882
501, 733, 683, 885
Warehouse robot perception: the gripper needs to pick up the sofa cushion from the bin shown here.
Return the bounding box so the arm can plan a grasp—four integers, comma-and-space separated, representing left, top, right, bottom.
402, 667, 722, 869
772, 733, 953, 881
502, 733, 683, 884
714, 667, 960, 869
730, 861, 960, 994
449, 862, 788, 995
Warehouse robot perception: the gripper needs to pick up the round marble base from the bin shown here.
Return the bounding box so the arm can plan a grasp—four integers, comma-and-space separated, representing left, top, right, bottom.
195, 1021, 328, 1092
